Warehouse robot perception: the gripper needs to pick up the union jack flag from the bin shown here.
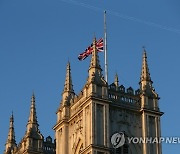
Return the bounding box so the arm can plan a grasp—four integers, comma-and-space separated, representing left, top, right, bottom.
78, 44, 93, 60
96, 38, 103, 52
78, 38, 104, 61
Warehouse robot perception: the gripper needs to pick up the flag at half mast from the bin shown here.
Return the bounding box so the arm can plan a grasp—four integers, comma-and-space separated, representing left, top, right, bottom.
78, 38, 104, 61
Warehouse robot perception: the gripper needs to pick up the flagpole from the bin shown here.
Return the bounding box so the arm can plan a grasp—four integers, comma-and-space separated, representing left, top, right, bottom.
104, 10, 108, 83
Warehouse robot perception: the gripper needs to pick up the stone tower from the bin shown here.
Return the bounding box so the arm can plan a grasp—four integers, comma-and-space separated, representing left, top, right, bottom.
54, 39, 163, 154
4, 113, 17, 154
140, 50, 163, 154
13, 93, 44, 154
4, 94, 56, 154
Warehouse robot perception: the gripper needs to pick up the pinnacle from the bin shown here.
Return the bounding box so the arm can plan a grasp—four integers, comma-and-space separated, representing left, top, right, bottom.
63, 61, 74, 93
5, 113, 16, 152
140, 49, 152, 82
10, 112, 14, 128
27, 93, 39, 132
114, 73, 119, 87
89, 37, 102, 74
90, 38, 101, 69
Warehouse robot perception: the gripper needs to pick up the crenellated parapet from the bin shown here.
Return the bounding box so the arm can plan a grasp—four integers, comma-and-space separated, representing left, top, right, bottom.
108, 83, 140, 108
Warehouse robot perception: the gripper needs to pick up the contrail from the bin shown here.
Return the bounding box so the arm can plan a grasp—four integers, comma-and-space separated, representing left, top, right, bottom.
60, 0, 180, 34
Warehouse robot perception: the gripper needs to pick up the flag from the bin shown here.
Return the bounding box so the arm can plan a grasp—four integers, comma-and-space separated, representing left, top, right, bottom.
78, 38, 104, 61
78, 44, 93, 60
96, 38, 103, 52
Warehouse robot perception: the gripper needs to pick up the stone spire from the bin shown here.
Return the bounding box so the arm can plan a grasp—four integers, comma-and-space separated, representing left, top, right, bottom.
90, 38, 101, 69
26, 93, 39, 133
5, 112, 17, 153
140, 49, 153, 91
114, 73, 119, 87
63, 61, 74, 94
62, 61, 75, 105
18, 94, 44, 153
140, 49, 151, 82
88, 37, 102, 78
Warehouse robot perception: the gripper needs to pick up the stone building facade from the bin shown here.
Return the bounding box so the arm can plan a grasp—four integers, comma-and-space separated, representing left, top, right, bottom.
53, 38, 163, 154
4, 38, 163, 154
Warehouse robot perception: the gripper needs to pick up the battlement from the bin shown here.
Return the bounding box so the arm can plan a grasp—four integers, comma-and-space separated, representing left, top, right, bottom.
108, 83, 140, 108
43, 136, 56, 154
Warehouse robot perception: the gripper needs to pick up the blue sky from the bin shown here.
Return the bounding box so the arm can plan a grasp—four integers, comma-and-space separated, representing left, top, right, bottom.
0, 0, 180, 153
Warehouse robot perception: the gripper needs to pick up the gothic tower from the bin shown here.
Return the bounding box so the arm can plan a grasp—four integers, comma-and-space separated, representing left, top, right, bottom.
4, 94, 56, 154
140, 50, 163, 154
17, 93, 44, 154
3, 38, 163, 154
4, 113, 17, 154
54, 38, 109, 154
54, 61, 75, 154
54, 41, 163, 154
